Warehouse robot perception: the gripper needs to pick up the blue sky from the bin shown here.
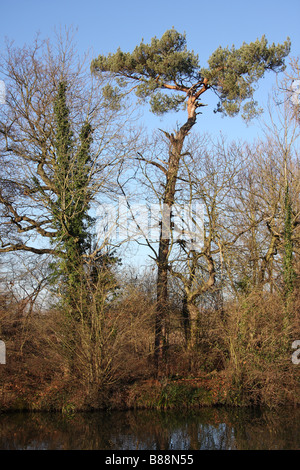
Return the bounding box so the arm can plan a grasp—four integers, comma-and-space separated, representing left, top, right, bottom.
1, 0, 299, 141
1, 0, 298, 56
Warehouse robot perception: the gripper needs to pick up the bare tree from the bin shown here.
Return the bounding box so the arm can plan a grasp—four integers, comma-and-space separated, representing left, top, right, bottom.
225, 91, 300, 296
0, 29, 139, 280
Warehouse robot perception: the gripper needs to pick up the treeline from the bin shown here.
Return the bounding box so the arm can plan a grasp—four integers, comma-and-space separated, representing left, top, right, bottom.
0, 29, 299, 410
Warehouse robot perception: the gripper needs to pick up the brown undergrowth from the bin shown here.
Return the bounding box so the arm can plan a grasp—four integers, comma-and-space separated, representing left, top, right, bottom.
0, 287, 299, 411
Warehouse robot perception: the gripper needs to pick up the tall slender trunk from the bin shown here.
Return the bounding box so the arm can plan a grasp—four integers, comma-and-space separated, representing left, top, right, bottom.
154, 98, 197, 372
187, 302, 199, 350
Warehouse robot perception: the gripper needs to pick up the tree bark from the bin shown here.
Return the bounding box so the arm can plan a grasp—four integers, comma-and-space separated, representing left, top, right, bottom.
154, 97, 197, 372
187, 302, 199, 350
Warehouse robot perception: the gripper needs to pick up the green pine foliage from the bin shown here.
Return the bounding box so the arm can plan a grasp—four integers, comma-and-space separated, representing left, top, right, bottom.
204, 35, 291, 117
91, 29, 291, 120
91, 29, 201, 115
91, 29, 199, 88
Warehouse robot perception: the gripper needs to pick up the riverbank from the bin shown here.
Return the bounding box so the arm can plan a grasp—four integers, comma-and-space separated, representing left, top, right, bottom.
1, 369, 299, 413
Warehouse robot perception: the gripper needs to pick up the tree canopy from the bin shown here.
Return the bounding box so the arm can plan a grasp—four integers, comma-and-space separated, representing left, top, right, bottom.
91, 29, 291, 120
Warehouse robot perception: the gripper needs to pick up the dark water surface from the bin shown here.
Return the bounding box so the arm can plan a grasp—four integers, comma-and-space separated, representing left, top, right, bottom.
0, 407, 299, 450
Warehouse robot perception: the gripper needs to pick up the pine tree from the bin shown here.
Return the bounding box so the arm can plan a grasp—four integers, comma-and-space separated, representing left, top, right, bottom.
91, 29, 291, 366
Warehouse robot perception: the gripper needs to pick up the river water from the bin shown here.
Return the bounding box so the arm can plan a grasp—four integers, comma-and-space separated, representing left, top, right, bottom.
0, 406, 299, 450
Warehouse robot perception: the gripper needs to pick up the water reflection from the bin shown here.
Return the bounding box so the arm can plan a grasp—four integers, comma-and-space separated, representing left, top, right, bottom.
0, 407, 299, 450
